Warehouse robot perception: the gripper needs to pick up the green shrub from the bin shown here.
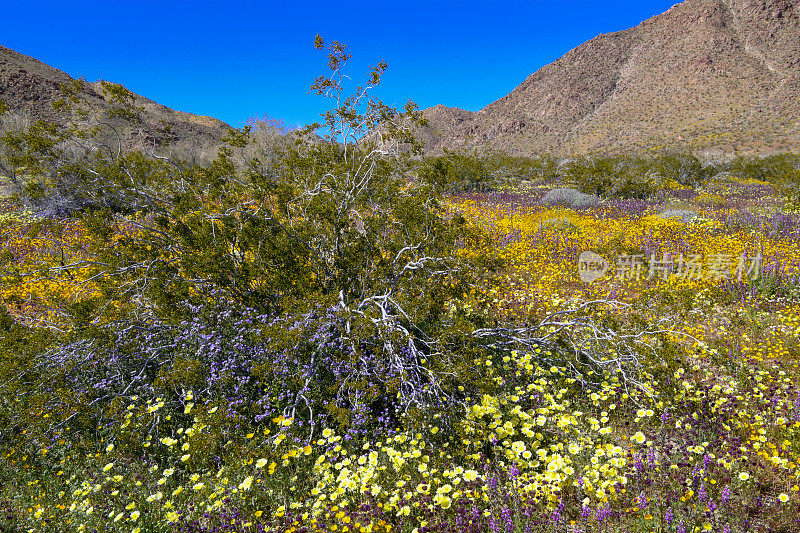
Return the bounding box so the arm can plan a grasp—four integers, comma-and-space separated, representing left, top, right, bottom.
419, 149, 495, 192
650, 151, 713, 188
0, 36, 507, 448
565, 155, 659, 199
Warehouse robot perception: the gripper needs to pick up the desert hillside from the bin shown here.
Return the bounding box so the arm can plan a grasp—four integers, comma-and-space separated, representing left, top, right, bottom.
0, 44, 230, 158
419, 0, 800, 156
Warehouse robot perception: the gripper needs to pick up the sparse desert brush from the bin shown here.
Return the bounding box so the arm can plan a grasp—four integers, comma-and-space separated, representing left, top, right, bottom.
540, 187, 600, 210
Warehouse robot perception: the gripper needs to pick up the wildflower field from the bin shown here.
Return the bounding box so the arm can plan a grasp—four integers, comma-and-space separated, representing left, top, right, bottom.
2, 38, 800, 533
3, 151, 800, 533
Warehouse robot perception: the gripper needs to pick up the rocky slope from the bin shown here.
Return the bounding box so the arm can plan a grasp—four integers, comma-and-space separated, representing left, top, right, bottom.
420, 0, 800, 157
0, 44, 230, 160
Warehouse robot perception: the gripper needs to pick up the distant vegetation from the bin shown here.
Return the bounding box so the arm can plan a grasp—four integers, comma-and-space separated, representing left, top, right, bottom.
2, 38, 800, 533
415, 149, 800, 202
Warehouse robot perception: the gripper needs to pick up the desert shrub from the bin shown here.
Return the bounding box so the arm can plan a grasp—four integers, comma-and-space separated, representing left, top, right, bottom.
24, 284, 500, 445
561, 152, 721, 199
650, 152, 714, 188
768, 155, 800, 210
0, 118, 95, 217
721, 152, 799, 186
482, 151, 559, 182
418, 149, 496, 192
237, 115, 296, 173
20, 298, 293, 441
540, 187, 600, 209
419, 151, 561, 192
564, 154, 660, 199
715, 152, 800, 210
0, 37, 506, 448
0, 308, 72, 460
0, 104, 28, 189
0, 80, 214, 220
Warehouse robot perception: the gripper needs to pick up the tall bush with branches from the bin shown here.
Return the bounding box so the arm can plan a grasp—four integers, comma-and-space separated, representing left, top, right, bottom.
0, 38, 682, 451
2, 36, 499, 442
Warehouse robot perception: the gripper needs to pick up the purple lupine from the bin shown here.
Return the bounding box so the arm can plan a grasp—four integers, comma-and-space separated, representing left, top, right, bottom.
637, 492, 648, 509
502, 506, 513, 532
721, 485, 731, 505
635, 453, 645, 475
596, 503, 612, 523
793, 395, 800, 422
489, 515, 498, 533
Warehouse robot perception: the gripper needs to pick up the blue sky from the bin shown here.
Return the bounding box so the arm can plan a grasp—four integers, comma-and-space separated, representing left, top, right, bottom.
2, 1, 678, 129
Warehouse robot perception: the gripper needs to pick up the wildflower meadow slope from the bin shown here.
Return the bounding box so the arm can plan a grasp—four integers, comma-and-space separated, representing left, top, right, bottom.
3, 154, 800, 533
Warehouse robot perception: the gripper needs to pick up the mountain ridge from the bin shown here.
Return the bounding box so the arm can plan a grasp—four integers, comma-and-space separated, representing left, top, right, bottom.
2, 0, 799, 161
419, 0, 800, 157
0, 44, 230, 160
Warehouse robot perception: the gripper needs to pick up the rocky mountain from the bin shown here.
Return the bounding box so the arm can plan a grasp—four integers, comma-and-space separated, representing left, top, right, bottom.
419, 0, 800, 157
0, 44, 230, 160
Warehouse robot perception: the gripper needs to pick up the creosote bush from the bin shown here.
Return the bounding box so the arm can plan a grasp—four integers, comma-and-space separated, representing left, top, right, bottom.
0, 36, 506, 444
